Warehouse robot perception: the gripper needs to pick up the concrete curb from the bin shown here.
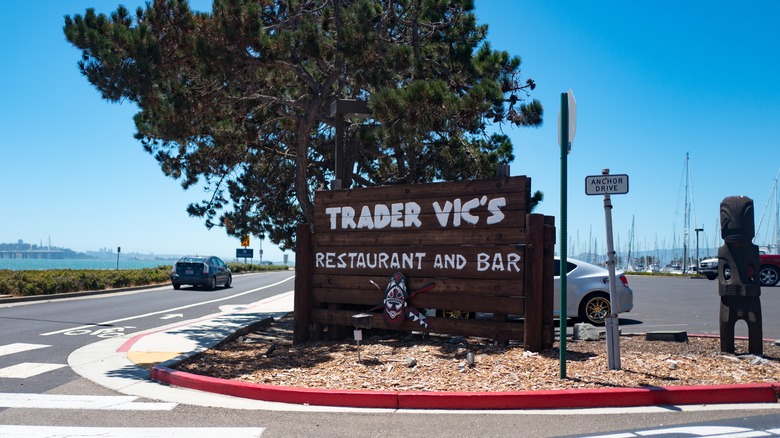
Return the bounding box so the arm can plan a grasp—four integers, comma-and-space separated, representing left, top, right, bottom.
150, 365, 780, 410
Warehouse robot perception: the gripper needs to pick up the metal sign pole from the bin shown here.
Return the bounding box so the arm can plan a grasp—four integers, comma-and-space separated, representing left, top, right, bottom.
559, 92, 569, 379
601, 169, 621, 370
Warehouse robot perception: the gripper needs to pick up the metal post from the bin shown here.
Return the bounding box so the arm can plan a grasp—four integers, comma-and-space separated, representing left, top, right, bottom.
559, 92, 569, 378
695, 228, 704, 273
355, 329, 363, 362
601, 169, 621, 370
116, 246, 121, 270
352, 313, 373, 364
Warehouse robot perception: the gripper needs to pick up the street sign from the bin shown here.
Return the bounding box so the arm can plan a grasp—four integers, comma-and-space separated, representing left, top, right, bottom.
236, 248, 254, 258
558, 89, 576, 151
241, 235, 250, 247
567, 89, 576, 144
585, 174, 629, 195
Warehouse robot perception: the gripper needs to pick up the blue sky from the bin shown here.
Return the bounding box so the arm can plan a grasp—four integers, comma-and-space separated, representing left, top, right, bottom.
481, 0, 780, 260
1, 1, 778, 264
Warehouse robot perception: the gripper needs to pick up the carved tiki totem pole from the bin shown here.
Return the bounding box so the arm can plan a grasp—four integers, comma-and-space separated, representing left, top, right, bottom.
718, 196, 762, 356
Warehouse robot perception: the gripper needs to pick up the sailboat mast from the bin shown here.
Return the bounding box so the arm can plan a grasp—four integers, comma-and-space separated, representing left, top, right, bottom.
588, 225, 593, 263
774, 171, 780, 253
756, 168, 780, 253
775, 180, 779, 252
683, 152, 690, 274
627, 215, 635, 270
772, 172, 780, 253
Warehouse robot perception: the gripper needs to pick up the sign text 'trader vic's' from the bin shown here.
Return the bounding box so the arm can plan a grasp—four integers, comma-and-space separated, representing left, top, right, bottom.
323, 196, 507, 230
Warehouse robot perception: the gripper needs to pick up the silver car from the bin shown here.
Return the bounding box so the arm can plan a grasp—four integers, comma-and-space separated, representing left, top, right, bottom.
554, 257, 634, 325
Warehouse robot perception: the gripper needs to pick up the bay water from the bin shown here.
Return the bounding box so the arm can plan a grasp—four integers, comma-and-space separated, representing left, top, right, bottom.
0, 258, 176, 271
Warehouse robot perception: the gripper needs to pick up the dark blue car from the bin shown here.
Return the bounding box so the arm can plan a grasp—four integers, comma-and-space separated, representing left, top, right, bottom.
171, 255, 232, 290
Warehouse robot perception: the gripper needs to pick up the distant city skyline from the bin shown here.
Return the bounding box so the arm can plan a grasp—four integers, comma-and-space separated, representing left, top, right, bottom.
0, 239, 271, 263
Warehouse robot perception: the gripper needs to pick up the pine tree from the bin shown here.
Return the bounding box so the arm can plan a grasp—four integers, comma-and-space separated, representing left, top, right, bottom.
64, 0, 543, 249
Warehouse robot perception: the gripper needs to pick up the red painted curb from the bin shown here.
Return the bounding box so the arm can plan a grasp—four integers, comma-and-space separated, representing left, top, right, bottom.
151, 365, 779, 410
151, 366, 398, 409
398, 384, 778, 410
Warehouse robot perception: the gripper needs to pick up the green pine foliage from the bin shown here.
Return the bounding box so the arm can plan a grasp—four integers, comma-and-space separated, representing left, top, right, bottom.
64, 0, 544, 250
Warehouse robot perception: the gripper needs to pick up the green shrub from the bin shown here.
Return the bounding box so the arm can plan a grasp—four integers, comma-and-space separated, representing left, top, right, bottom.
0, 266, 171, 297
0, 265, 286, 297
227, 263, 291, 273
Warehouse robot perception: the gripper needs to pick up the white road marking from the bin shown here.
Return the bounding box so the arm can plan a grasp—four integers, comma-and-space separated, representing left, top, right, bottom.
39, 275, 294, 336
0, 393, 176, 410
0, 363, 66, 379
589, 425, 771, 437
0, 425, 264, 437
0, 343, 49, 357
396, 403, 780, 416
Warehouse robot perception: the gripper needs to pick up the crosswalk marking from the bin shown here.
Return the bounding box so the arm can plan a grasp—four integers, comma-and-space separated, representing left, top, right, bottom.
0, 363, 67, 379
0, 343, 67, 379
0, 343, 49, 357
0, 425, 265, 437
0, 393, 177, 410
590, 426, 780, 437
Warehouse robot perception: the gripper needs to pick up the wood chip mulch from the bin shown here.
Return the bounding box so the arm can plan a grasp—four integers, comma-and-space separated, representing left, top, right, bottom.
176, 314, 780, 392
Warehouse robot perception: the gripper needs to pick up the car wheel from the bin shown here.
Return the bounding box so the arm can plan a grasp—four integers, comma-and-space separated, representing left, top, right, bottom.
224, 274, 232, 288
705, 273, 716, 280
759, 266, 779, 287
579, 293, 611, 325
173, 283, 181, 290
208, 276, 217, 291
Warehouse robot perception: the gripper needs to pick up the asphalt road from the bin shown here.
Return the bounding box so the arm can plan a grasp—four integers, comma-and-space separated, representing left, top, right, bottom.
1, 273, 779, 437
618, 275, 780, 339
1, 271, 295, 395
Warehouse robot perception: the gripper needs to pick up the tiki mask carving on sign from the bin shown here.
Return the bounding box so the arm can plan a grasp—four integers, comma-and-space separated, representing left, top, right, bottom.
368, 272, 435, 329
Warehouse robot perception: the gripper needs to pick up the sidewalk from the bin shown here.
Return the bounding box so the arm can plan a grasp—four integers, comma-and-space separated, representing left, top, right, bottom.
69, 291, 362, 412
70, 291, 780, 411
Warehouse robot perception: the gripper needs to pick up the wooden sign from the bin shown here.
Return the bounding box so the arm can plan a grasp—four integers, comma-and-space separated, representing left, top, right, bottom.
295, 176, 554, 351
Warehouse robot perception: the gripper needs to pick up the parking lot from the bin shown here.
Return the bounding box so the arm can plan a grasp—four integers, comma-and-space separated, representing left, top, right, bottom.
617, 275, 780, 339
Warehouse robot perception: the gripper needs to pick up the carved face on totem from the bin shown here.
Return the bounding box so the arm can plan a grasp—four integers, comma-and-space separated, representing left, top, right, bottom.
720, 196, 755, 242
383, 272, 408, 327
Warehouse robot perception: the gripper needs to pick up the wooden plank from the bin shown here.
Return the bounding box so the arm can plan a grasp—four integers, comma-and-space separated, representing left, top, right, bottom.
543, 215, 556, 344
313, 177, 529, 233
293, 224, 313, 344
312, 275, 524, 297
309, 308, 525, 341
311, 227, 527, 247
316, 176, 529, 205
311, 245, 525, 279
523, 214, 544, 351
311, 288, 523, 314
